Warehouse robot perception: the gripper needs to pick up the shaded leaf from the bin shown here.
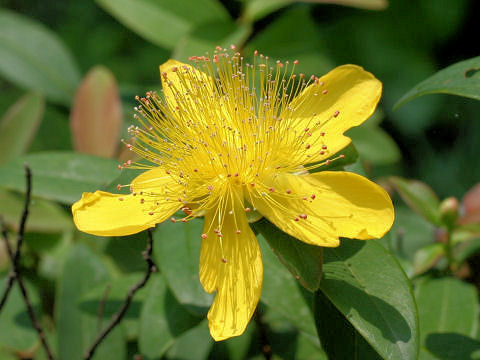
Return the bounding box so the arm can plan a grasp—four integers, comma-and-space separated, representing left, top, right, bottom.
321, 239, 419, 360
415, 277, 479, 345
0, 152, 119, 204
0, 93, 44, 165
314, 290, 382, 359
390, 176, 441, 225
0, 9, 80, 104
254, 218, 323, 292
153, 217, 212, 315
395, 56, 480, 108
70, 66, 122, 158
56, 243, 126, 360
424, 333, 480, 360
258, 234, 318, 337
347, 125, 401, 165
95, 0, 230, 50
165, 320, 213, 360
138, 275, 202, 358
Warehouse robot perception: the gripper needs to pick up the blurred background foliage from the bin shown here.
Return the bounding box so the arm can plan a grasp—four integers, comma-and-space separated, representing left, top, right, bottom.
0, 0, 480, 359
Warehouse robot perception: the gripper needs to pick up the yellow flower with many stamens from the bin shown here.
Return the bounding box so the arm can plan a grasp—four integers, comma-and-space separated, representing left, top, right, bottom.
72, 48, 394, 341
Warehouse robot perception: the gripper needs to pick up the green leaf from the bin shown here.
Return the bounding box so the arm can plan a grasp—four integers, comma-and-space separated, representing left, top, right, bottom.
0, 151, 119, 204
0, 189, 72, 233
56, 243, 126, 360
95, 0, 230, 50
0, 93, 44, 165
412, 243, 445, 275
153, 217, 212, 314
244, 6, 333, 76
254, 218, 323, 292
0, 277, 41, 352
314, 290, 382, 359
347, 125, 401, 165
70, 66, 123, 158
0, 9, 80, 105
395, 56, 480, 108
172, 22, 252, 62
138, 274, 202, 358
258, 234, 318, 337
415, 277, 479, 345
224, 322, 255, 360
390, 176, 441, 225
321, 239, 419, 360
164, 320, 213, 360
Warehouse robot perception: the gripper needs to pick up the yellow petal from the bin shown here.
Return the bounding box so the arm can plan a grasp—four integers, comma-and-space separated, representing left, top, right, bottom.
159, 59, 216, 117
253, 171, 393, 247
280, 65, 382, 165
199, 194, 263, 341
72, 168, 183, 236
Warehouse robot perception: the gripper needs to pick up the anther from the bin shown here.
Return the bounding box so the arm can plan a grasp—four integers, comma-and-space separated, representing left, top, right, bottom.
236, 230, 241, 234
118, 197, 124, 201
299, 214, 307, 219
322, 89, 328, 94
245, 207, 251, 212
170, 218, 176, 223
201, 234, 208, 239
269, 187, 275, 192
148, 211, 154, 216
286, 189, 292, 194
222, 257, 227, 263
334, 110, 340, 117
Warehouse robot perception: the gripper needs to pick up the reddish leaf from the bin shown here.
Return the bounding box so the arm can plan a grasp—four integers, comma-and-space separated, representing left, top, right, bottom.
70, 66, 122, 158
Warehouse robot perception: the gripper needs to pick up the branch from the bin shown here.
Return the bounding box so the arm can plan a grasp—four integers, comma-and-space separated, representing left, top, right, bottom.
0, 165, 55, 360
84, 229, 157, 360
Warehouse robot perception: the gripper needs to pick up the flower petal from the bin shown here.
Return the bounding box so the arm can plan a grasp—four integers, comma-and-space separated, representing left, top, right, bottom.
253, 171, 394, 247
199, 195, 263, 341
281, 65, 382, 164
72, 168, 183, 236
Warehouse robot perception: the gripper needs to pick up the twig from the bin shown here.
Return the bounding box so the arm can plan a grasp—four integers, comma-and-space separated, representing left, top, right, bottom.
84, 229, 157, 360
0, 165, 55, 360
97, 284, 111, 332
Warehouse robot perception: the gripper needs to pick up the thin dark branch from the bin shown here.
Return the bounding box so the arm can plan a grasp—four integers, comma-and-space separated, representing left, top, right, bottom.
84, 229, 156, 360
97, 284, 111, 332
0, 165, 55, 360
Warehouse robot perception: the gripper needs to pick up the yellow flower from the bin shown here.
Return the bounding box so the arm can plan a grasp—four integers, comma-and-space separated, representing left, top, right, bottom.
72, 48, 394, 341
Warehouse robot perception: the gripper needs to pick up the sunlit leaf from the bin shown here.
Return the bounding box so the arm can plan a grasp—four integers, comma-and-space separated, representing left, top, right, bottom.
0, 189, 72, 233
415, 277, 479, 348
0, 152, 119, 204
390, 176, 441, 225
95, 0, 230, 49
70, 66, 122, 158
412, 243, 444, 275
254, 219, 323, 292
0, 9, 80, 104
395, 56, 480, 109
321, 239, 419, 360
0, 93, 44, 165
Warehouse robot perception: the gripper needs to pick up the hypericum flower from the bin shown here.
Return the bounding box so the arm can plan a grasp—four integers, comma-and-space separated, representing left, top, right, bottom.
72, 47, 394, 341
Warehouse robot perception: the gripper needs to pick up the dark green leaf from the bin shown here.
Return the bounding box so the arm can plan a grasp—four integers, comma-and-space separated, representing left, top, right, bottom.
95, 0, 230, 50
0, 151, 119, 204
254, 218, 323, 292
56, 243, 126, 360
415, 277, 479, 345
390, 176, 441, 225
347, 125, 401, 165
395, 56, 480, 108
321, 239, 419, 360
314, 290, 382, 360
0, 9, 80, 104
0, 93, 44, 165
244, 6, 333, 76
258, 234, 318, 337
138, 275, 202, 358
153, 217, 212, 314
